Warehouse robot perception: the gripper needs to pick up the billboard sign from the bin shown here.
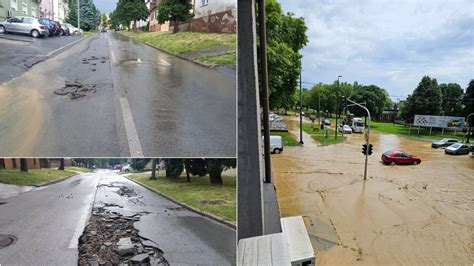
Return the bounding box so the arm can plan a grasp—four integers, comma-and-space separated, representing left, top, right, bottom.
414, 115, 465, 129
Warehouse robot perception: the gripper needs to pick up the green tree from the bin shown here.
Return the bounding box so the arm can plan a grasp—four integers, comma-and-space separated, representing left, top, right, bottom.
131, 159, 150, 171
260, 0, 308, 110
463, 80, 474, 117
348, 84, 391, 120
79, 0, 99, 31
440, 83, 464, 116
205, 159, 236, 185
101, 13, 108, 28
156, 0, 193, 33
404, 76, 442, 122
165, 159, 184, 178
65, 0, 78, 26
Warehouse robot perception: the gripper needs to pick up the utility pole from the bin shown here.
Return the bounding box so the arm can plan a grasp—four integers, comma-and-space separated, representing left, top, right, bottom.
299, 72, 304, 144
77, 0, 80, 32
258, 0, 272, 184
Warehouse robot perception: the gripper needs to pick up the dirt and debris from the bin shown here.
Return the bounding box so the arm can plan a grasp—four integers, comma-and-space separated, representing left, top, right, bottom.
54, 81, 97, 100
78, 206, 168, 266
116, 186, 138, 198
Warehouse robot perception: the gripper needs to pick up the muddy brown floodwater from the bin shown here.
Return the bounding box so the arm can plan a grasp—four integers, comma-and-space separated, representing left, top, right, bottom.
273, 117, 474, 265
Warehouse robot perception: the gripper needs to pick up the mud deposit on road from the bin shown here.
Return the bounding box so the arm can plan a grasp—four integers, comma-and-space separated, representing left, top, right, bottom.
78, 205, 168, 266
273, 118, 474, 265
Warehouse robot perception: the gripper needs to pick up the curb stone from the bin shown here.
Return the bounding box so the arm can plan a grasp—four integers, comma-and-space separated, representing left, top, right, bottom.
34, 171, 79, 187
123, 175, 236, 230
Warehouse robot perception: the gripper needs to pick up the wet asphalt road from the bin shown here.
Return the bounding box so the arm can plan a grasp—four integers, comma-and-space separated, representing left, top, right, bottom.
0, 169, 236, 265
0, 33, 83, 83
0, 32, 236, 157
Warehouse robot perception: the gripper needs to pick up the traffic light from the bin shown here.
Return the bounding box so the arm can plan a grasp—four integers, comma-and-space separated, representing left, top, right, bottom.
362, 143, 367, 155
368, 143, 373, 155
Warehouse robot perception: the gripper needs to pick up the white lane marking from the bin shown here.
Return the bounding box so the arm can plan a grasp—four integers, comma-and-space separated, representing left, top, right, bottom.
137, 58, 141, 63
68, 193, 95, 249
47, 37, 84, 57
108, 39, 112, 47
110, 50, 116, 63
120, 97, 144, 157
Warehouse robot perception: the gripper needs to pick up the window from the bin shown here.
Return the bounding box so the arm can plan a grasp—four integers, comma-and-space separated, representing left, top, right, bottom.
10, 0, 17, 11
22, 2, 27, 14
31, 6, 36, 17
23, 17, 33, 24
201, 0, 208, 7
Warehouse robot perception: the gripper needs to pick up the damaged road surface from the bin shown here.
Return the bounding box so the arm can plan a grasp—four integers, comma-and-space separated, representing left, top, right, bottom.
0, 32, 236, 157
0, 169, 236, 265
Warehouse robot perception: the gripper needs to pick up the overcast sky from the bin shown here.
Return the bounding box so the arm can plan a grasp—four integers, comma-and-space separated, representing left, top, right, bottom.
279, 0, 473, 100
95, 0, 118, 13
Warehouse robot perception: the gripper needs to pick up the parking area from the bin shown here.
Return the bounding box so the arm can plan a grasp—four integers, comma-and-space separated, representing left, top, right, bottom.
273, 119, 474, 265
0, 33, 82, 84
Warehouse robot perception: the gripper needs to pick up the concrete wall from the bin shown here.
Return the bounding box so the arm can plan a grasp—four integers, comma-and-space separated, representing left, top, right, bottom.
2, 158, 41, 169
191, 0, 236, 33
0, 0, 40, 20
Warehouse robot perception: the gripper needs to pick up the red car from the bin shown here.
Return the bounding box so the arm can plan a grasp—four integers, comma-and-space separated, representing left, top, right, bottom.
114, 164, 122, 170
381, 150, 421, 165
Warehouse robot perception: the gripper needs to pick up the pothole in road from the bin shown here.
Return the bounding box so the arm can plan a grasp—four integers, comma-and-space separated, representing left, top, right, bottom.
78, 207, 168, 265
0, 234, 17, 249
54, 81, 97, 100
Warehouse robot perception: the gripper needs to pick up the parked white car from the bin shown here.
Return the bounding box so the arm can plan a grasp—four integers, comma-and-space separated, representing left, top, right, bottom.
339, 124, 352, 134
122, 164, 134, 173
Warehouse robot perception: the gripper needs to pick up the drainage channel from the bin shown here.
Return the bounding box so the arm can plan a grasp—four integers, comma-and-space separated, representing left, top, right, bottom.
0, 234, 17, 249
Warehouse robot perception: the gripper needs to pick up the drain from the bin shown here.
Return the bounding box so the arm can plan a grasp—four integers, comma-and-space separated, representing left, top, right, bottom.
0, 234, 17, 249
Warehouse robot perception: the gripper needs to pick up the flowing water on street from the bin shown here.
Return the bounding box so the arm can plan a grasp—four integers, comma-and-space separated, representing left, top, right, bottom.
273, 117, 474, 265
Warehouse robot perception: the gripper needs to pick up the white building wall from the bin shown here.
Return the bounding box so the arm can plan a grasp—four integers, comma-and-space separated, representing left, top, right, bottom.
193, 0, 235, 19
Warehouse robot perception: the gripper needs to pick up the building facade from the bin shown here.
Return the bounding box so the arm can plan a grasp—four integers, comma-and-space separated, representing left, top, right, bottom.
0, 0, 40, 21
190, 0, 236, 33
39, 0, 68, 22
0, 158, 41, 169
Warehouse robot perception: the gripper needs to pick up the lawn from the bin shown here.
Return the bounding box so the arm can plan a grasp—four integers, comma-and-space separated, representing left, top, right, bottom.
370, 121, 465, 141
120, 31, 236, 66
128, 173, 236, 223
197, 52, 236, 66
0, 169, 75, 186
302, 123, 346, 145
271, 131, 300, 146
65, 166, 91, 173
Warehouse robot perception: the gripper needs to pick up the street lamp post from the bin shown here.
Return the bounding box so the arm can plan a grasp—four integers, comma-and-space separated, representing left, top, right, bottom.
335, 75, 342, 139
346, 98, 371, 180
77, 0, 80, 32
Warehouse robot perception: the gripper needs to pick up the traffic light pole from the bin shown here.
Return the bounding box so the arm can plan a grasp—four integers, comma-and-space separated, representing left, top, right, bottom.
346, 98, 371, 180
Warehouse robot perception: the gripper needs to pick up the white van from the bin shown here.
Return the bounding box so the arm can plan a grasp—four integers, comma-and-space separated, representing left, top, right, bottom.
351, 118, 364, 133
270, 135, 283, 154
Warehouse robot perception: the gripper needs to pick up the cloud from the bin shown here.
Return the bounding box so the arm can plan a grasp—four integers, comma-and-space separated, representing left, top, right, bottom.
279, 0, 474, 99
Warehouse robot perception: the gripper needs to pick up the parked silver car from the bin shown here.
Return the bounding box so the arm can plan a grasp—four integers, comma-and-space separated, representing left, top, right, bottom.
0, 16, 48, 38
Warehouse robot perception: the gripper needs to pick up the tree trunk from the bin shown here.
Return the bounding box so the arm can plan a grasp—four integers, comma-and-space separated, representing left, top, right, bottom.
173, 16, 179, 33
134, 20, 137, 32
185, 165, 190, 182
58, 158, 65, 170
209, 172, 223, 185
20, 158, 28, 172
150, 159, 157, 180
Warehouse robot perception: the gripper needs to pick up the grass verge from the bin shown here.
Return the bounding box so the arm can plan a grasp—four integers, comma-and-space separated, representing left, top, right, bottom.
128, 173, 236, 222
120, 31, 236, 66
370, 121, 465, 141
271, 131, 300, 146
197, 52, 236, 66
0, 169, 75, 186
302, 123, 346, 145
65, 166, 91, 173
82, 31, 97, 37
